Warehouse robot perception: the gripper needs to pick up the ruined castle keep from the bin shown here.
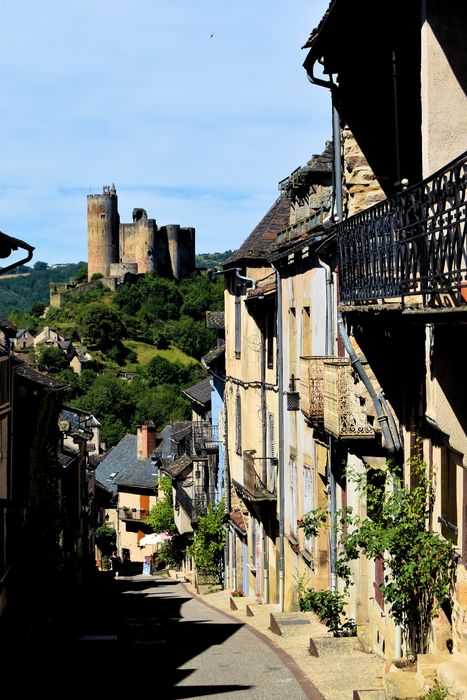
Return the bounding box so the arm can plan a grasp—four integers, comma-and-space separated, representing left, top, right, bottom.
87, 184, 196, 284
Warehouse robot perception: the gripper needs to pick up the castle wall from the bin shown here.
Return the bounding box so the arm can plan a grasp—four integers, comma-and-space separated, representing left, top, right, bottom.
165, 225, 196, 280
119, 209, 156, 274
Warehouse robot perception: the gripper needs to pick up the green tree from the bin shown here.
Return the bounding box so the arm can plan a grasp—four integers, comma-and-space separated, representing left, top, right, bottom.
77, 303, 125, 349
190, 500, 226, 581
146, 475, 177, 535
33, 261, 48, 271
74, 265, 88, 283
36, 346, 69, 374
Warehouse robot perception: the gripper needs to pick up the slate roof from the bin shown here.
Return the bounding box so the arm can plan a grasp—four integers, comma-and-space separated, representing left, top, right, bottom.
205, 311, 225, 329
162, 453, 193, 478
224, 195, 292, 265
201, 343, 225, 371
154, 421, 193, 461
95, 434, 158, 494
12, 362, 66, 392
182, 377, 212, 407
302, 0, 336, 50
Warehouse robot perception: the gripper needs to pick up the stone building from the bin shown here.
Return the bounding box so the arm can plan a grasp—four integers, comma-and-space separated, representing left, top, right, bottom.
87, 184, 196, 286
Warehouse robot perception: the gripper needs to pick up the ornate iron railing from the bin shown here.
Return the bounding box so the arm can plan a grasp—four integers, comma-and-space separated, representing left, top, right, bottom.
323, 360, 375, 439
338, 151, 467, 304
242, 451, 277, 501
192, 422, 219, 453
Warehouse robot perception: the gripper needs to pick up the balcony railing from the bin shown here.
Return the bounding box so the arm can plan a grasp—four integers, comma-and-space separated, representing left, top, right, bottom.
236, 450, 277, 502
175, 481, 216, 522
323, 360, 374, 439
300, 356, 374, 439
192, 422, 220, 453
338, 151, 467, 305
118, 507, 148, 522
300, 356, 326, 425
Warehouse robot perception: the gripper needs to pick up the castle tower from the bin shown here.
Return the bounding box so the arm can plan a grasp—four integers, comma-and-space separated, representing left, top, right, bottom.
87, 184, 120, 280
165, 224, 196, 280
119, 208, 156, 274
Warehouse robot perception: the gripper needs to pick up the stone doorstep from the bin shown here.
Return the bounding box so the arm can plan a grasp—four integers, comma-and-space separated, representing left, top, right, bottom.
245, 602, 278, 618
353, 691, 387, 700
229, 595, 255, 611
384, 668, 423, 700
269, 611, 329, 639
416, 651, 452, 689
308, 635, 364, 658
437, 657, 467, 700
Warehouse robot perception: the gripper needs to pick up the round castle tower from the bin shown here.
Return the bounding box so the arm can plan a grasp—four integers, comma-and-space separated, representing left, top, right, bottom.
87, 184, 119, 280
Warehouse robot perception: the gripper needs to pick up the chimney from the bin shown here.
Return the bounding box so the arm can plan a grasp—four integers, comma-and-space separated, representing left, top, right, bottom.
137, 422, 157, 460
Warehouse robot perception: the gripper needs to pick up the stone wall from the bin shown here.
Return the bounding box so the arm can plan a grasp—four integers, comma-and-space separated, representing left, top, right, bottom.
342, 126, 386, 218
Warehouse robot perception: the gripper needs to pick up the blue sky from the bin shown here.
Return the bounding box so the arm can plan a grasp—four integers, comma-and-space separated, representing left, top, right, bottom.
1, 1, 331, 264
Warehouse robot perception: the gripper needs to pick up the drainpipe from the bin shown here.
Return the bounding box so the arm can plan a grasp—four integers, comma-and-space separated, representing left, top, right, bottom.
337, 312, 396, 454
332, 105, 343, 223
234, 268, 256, 290
271, 261, 285, 612
318, 256, 337, 592
260, 319, 269, 602
223, 392, 232, 589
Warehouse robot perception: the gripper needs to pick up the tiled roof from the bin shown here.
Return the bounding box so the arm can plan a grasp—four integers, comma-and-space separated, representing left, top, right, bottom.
182, 377, 212, 407
224, 195, 292, 265
95, 434, 158, 493
205, 311, 225, 329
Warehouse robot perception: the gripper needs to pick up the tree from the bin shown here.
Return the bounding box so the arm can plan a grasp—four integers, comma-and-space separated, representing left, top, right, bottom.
74, 265, 88, 283
30, 302, 46, 318
36, 346, 69, 374
33, 261, 48, 271
146, 476, 176, 535
77, 303, 125, 349
190, 500, 226, 582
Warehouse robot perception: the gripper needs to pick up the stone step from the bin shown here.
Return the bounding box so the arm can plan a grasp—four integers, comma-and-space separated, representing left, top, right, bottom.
416, 651, 452, 689
269, 610, 330, 638
229, 595, 255, 611
384, 669, 423, 700
245, 602, 278, 619
308, 635, 364, 658
353, 691, 387, 700
437, 657, 467, 700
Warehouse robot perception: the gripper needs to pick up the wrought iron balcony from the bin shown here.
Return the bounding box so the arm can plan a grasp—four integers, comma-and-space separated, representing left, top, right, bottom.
300, 356, 375, 439
338, 151, 467, 305
233, 450, 277, 502
300, 356, 326, 425
323, 360, 374, 439
192, 422, 220, 454
174, 481, 216, 523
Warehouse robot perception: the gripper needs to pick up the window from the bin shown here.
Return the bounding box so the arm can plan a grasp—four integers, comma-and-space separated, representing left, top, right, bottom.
302, 306, 311, 357
303, 464, 315, 551
267, 412, 275, 492
289, 307, 297, 375
235, 296, 241, 359
266, 304, 275, 370
235, 392, 242, 455
289, 455, 297, 535
100, 213, 106, 220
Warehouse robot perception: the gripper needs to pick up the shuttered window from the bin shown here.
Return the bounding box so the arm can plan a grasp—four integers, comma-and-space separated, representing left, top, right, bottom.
267, 412, 275, 492
290, 455, 297, 535
303, 464, 314, 551
235, 392, 242, 455
235, 296, 241, 359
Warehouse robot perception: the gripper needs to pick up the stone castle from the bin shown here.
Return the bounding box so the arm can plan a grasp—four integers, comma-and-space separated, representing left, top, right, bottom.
87, 184, 196, 287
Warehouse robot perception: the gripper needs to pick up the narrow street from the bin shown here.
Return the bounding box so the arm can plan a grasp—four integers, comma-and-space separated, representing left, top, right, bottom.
58, 574, 316, 699
36, 576, 318, 700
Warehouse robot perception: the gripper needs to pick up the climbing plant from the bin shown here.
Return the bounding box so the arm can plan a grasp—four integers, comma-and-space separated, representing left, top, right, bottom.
299, 450, 456, 658
190, 499, 226, 582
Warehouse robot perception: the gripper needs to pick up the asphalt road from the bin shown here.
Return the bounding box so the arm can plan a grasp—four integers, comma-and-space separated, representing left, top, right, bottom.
74, 574, 314, 699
